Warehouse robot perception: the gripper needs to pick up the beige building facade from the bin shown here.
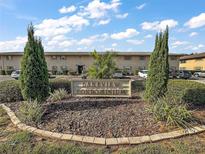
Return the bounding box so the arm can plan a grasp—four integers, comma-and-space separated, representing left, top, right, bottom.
0, 52, 183, 74
179, 52, 205, 71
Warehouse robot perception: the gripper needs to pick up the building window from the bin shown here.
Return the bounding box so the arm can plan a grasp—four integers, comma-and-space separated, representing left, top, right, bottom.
0, 66, 2, 70
139, 56, 146, 60
6, 56, 12, 60
124, 56, 132, 60
52, 66, 58, 70
6, 66, 14, 70
60, 66, 68, 70
60, 56, 66, 60
51, 56, 57, 60
170, 56, 177, 60
180, 60, 186, 63
194, 67, 202, 71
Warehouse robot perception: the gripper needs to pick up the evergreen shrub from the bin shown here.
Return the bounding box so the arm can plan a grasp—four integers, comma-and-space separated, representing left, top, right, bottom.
0, 80, 23, 103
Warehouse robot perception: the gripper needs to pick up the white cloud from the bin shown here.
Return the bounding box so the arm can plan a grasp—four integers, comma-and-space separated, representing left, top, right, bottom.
116, 13, 128, 19
78, 38, 94, 46
59, 5, 76, 14
171, 41, 189, 49
78, 33, 109, 46
136, 3, 146, 10
127, 39, 144, 45
192, 44, 204, 51
185, 13, 205, 28
189, 32, 198, 37
35, 15, 89, 38
59, 40, 74, 47
172, 41, 189, 46
198, 44, 204, 48
0, 36, 27, 51
145, 34, 153, 38
111, 28, 139, 40
183, 44, 205, 51
16, 15, 38, 21
79, 0, 121, 19
98, 19, 111, 25
141, 19, 178, 31
112, 43, 117, 47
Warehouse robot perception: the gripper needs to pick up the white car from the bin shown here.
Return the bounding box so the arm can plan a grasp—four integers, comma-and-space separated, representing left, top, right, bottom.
194, 72, 205, 78
113, 70, 124, 78
11, 70, 21, 79
138, 70, 148, 79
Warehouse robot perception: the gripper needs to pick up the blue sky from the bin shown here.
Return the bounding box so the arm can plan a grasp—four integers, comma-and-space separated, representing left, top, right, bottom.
0, 0, 205, 53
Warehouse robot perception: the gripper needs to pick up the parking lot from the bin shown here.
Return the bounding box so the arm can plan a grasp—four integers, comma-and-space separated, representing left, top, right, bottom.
1, 75, 204, 83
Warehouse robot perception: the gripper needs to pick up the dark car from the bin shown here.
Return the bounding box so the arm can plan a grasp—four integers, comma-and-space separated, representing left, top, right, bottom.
169, 70, 177, 78
176, 70, 192, 79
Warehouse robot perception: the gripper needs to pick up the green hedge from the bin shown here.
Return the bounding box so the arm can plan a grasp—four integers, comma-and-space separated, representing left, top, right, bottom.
1, 79, 204, 105
0, 80, 23, 103
166, 80, 205, 106
0, 79, 71, 103
131, 80, 145, 92
0, 70, 6, 75
49, 78, 71, 93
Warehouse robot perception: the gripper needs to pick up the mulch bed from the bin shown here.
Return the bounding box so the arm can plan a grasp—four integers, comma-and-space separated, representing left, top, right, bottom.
6, 98, 174, 138
41, 98, 164, 138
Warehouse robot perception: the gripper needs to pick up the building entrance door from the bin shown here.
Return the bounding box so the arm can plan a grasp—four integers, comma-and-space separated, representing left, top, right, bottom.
77, 65, 84, 74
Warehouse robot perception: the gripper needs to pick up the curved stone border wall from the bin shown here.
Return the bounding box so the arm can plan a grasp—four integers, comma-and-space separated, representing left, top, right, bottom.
1, 103, 205, 146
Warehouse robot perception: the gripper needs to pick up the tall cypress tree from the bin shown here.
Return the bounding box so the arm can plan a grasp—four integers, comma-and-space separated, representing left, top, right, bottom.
145, 27, 169, 102
20, 23, 49, 102
159, 26, 169, 96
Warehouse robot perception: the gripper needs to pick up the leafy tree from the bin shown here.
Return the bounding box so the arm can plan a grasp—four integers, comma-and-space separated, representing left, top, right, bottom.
20, 23, 49, 102
145, 26, 169, 102
88, 50, 116, 79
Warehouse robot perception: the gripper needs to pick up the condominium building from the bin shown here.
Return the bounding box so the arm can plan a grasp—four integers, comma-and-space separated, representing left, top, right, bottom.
179, 52, 205, 71
0, 52, 183, 74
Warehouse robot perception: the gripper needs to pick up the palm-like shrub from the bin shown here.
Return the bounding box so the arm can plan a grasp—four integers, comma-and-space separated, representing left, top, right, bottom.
48, 88, 67, 102
148, 96, 193, 128
88, 50, 116, 79
18, 100, 44, 125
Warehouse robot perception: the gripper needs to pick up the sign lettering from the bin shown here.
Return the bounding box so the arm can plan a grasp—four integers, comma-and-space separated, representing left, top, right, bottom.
71, 79, 131, 97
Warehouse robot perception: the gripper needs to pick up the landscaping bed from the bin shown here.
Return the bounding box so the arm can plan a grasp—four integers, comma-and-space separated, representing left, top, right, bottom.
3, 79, 205, 138
1, 106, 205, 153
6, 98, 165, 138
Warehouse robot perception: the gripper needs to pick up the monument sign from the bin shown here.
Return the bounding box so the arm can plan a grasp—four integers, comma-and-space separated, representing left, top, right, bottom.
71, 79, 131, 97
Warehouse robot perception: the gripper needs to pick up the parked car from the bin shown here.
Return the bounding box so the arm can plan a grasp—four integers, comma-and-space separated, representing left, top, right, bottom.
11, 70, 21, 79
122, 67, 133, 76
193, 72, 205, 78
113, 70, 124, 78
176, 70, 192, 79
169, 69, 177, 78
138, 70, 148, 79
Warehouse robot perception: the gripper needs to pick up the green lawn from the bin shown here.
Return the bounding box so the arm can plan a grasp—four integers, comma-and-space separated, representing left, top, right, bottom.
1, 106, 205, 154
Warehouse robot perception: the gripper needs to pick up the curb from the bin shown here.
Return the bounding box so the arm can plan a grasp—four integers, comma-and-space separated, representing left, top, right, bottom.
1, 104, 205, 146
